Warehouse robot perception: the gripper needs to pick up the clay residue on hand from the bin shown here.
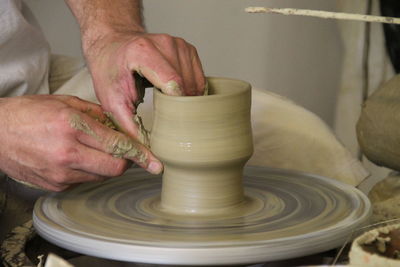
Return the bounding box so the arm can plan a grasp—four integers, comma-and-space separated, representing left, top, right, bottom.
70, 114, 100, 141
103, 111, 121, 130
203, 80, 209, 96
104, 111, 150, 148
166, 80, 182, 96
101, 116, 117, 130
103, 111, 121, 132
108, 137, 147, 164
133, 115, 150, 147
69, 113, 147, 163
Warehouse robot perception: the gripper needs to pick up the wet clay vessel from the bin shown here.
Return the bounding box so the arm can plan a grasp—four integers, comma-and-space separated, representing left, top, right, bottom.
33, 78, 371, 265
151, 77, 253, 216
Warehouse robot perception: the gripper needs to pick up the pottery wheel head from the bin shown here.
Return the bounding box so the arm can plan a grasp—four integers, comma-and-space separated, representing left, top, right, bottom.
33, 167, 370, 265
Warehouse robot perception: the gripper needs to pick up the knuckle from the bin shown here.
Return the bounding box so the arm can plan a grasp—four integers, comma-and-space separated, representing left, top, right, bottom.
55, 145, 79, 166
104, 134, 124, 154
167, 74, 183, 86
64, 95, 81, 103
131, 36, 153, 50
175, 37, 187, 46
156, 33, 174, 44
198, 78, 206, 91
190, 45, 199, 57
55, 108, 75, 130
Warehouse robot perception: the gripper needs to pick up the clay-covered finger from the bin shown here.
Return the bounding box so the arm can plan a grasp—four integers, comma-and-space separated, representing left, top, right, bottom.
103, 107, 150, 146
69, 143, 131, 177
69, 112, 162, 174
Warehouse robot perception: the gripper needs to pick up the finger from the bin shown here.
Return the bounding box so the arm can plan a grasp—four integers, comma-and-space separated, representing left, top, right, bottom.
190, 46, 207, 95
14, 170, 99, 192
69, 143, 130, 177
152, 34, 182, 76
105, 102, 140, 140
175, 38, 197, 96
127, 38, 184, 96
49, 170, 107, 187
8, 171, 65, 192
70, 112, 163, 174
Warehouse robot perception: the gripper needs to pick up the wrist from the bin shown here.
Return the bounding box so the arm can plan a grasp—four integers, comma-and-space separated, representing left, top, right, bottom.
81, 24, 145, 57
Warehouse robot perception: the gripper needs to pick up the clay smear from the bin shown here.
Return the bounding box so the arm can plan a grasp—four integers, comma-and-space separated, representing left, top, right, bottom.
69, 114, 100, 141
108, 137, 147, 164
165, 80, 181, 96
104, 111, 150, 147
133, 115, 150, 147
69, 113, 147, 164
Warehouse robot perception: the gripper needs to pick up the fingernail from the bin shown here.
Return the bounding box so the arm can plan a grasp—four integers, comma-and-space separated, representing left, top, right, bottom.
166, 80, 183, 96
147, 161, 163, 174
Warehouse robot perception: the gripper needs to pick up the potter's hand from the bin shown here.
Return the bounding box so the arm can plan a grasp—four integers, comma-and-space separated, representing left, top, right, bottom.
0, 95, 158, 191
65, 0, 205, 174
85, 32, 205, 149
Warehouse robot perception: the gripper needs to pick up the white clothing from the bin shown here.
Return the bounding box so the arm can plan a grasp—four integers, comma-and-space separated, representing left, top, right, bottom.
334, 0, 393, 185
0, 0, 50, 97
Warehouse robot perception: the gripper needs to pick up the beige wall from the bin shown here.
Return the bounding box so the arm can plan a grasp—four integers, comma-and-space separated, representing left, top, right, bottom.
25, 0, 343, 126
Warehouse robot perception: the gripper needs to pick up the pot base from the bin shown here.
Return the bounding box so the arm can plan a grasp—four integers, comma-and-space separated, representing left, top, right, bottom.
33, 166, 370, 266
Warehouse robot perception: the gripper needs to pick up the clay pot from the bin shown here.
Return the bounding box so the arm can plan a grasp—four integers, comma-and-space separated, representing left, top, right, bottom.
150, 77, 253, 216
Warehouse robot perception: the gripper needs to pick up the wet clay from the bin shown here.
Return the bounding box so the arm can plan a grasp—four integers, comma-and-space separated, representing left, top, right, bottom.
357, 74, 400, 171
151, 78, 252, 214
107, 137, 147, 164
165, 80, 181, 95
132, 115, 150, 147
104, 111, 150, 148
350, 224, 400, 266
69, 114, 100, 141
70, 113, 147, 163
362, 228, 400, 259
0, 220, 35, 266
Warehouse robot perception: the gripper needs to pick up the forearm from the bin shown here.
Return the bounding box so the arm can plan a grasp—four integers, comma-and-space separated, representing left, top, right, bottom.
65, 0, 145, 52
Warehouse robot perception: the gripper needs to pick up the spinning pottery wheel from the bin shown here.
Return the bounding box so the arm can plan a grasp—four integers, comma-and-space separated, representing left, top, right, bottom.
33, 167, 370, 265
33, 78, 370, 265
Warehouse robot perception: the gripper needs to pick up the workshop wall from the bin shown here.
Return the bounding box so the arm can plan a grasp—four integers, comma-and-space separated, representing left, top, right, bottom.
25, 0, 343, 126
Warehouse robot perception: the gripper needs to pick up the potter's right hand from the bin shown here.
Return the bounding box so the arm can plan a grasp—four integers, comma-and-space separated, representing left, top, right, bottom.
0, 95, 158, 191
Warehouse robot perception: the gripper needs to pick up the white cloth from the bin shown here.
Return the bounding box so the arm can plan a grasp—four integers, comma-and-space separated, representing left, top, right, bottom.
334, 0, 394, 183
0, 0, 50, 97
